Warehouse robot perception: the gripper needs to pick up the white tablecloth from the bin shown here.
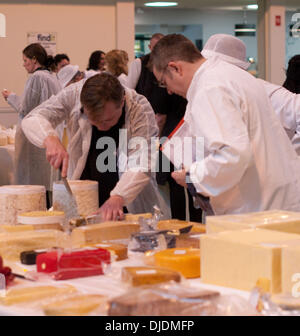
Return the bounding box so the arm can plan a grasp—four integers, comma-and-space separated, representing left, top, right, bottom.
0, 144, 15, 186
0, 252, 251, 316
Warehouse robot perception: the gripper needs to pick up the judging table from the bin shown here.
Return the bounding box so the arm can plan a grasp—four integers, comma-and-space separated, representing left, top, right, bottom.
0, 251, 252, 316
0, 144, 15, 186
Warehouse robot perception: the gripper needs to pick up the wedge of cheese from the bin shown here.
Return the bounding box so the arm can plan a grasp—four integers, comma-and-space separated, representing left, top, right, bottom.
201, 228, 300, 293
82, 242, 128, 261
157, 219, 206, 234
206, 210, 300, 235
281, 245, 300, 295
0, 285, 77, 305
43, 294, 107, 316
122, 266, 181, 286
71, 222, 140, 247
153, 248, 201, 278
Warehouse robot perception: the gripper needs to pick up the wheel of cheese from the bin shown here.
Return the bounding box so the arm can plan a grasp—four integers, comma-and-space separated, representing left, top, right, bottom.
17, 211, 65, 231
53, 180, 98, 217
153, 248, 201, 278
0, 185, 46, 225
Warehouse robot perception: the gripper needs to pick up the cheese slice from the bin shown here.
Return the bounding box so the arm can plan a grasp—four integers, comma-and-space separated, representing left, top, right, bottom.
201, 228, 300, 293
122, 266, 181, 286
206, 210, 300, 234
43, 294, 107, 316
71, 221, 140, 247
152, 248, 201, 278
157, 219, 206, 234
0, 285, 77, 305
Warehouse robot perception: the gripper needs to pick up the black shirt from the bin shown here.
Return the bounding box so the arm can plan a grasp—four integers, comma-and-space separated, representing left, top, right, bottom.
80, 105, 126, 207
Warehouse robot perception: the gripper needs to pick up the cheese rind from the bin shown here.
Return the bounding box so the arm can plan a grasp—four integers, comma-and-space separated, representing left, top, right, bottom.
0, 285, 77, 305
43, 294, 107, 316
71, 222, 140, 247
201, 228, 300, 293
122, 266, 181, 286
153, 248, 201, 278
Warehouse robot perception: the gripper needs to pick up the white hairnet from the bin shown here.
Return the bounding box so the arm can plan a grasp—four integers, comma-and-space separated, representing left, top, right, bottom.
57, 64, 79, 88
201, 34, 250, 70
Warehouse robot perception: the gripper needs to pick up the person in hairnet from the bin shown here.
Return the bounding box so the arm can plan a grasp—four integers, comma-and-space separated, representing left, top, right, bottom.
21, 72, 170, 221
2, 43, 61, 207
57, 64, 84, 88
150, 34, 300, 215
201, 34, 300, 155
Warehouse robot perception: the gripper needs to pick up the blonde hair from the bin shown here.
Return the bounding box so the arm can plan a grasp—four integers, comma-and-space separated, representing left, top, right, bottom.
105, 49, 129, 77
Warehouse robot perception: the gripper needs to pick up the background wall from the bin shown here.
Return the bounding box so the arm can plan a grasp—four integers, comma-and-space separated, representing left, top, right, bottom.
0, 3, 116, 110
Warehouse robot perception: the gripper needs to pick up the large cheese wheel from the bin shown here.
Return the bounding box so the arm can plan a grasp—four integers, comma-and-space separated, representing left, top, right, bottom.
153, 248, 201, 278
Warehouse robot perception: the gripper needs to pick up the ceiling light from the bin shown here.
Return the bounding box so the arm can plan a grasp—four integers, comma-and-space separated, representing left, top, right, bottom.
144, 2, 178, 7
235, 24, 256, 36
246, 4, 258, 10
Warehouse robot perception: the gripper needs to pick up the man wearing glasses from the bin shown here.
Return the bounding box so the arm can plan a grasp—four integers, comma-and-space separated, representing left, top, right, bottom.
150, 34, 300, 215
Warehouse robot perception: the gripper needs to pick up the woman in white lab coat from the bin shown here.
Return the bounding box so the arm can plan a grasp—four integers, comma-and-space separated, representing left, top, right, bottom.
2, 43, 61, 206
104, 49, 129, 86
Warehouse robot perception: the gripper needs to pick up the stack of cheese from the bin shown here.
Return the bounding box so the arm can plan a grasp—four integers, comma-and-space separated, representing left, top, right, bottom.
201, 228, 300, 294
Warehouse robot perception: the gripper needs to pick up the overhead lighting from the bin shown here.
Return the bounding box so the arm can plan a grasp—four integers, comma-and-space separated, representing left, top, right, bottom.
246, 4, 258, 10
144, 2, 178, 7
234, 24, 256, 36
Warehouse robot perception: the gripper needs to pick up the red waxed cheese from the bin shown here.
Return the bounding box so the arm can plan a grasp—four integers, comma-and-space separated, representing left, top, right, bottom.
36, 248, 111, 280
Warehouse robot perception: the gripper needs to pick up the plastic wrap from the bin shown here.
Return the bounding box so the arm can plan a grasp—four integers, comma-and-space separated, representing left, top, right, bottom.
108, 283, 220, 316
17, 210, 65, 231
34, 247, 111, 281
206, 209, 300, 234
0, 185, 47, 225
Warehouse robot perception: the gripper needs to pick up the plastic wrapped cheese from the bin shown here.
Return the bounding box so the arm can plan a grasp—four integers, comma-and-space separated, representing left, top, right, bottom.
157, 219, 206, 234
71, 221, 140, 247
17, 211, 65, 231
0, 185, 47, 225
0, 285, 77, 305
53, 180, 98, 217
201, 228, 300, 293
43, 294, 108, 316
122, 266, 181, 286
0, 229, 70, 261
150, 248, 201, 279
206, 210, 300, 235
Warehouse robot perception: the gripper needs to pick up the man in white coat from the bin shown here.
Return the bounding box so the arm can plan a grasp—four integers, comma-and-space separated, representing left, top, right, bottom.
150, 34, 300, 215
201, 33, 300, 155
21, 73, 170, 220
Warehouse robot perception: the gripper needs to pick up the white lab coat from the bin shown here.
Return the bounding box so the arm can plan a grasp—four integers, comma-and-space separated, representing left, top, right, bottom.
126, 58, 142, 89
258, 79, 300, 155
7, 69, 61, 190
21, 79, 171, 217
186, 58, 300, 215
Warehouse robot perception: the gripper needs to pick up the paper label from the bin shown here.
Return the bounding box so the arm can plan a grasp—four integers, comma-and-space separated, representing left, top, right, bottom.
135, 270, 157, 275
174, 250, 187, 255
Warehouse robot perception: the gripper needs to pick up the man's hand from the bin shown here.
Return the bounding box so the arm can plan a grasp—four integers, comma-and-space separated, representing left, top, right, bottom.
171, 169, 187, 188
43, 135, 69, 177
94, 195, 125, 221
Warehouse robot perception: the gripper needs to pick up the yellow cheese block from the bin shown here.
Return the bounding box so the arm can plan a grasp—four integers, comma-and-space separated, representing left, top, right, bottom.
0, 285, 77, 305
201, 228, 300, 293
82, 242, 128, 261
122, 266, 181, 286
0, 225, 35, 233
153, 248, 201, 278
71, 221, 140, 247
157, 219, 206, 234
43, 294, 107, 316
281, 245, 300, 295
124, 213, 153, 222
0, 230, 71, 261
206, 210, 300, 234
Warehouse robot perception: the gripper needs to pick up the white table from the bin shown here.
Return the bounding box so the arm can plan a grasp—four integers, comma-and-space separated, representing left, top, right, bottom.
0, 144, 15, 186
0, 252, 252, 316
